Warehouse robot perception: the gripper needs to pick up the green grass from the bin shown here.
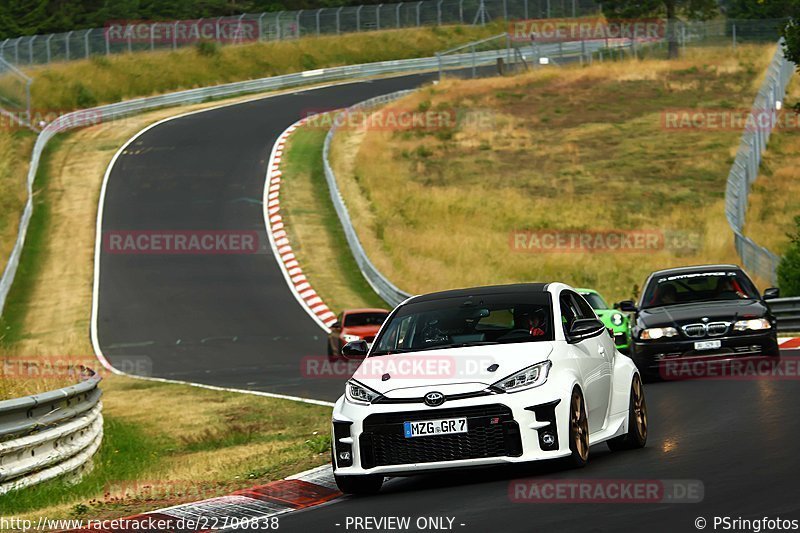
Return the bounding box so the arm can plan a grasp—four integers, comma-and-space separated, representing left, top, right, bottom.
279, 123, 388, 312
0, 137, 61, 349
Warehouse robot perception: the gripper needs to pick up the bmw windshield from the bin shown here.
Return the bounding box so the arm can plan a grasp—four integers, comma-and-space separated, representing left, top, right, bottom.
641, 270, 759, 309
371, 292, 554, 355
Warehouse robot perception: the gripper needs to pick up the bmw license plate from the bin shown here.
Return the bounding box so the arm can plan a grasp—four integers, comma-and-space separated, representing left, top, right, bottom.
694, 340, 721, 351
403, 417, 467, 438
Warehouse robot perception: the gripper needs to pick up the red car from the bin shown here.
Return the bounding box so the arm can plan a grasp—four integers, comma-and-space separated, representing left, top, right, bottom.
327, 308, 389, 361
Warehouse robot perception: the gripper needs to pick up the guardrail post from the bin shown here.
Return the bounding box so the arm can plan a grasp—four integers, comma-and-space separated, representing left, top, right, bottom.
471, 43, 476, 78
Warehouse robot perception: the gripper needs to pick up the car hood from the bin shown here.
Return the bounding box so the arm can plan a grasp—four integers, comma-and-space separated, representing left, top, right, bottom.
352, 342, 554, 397
638, 299, 768, 328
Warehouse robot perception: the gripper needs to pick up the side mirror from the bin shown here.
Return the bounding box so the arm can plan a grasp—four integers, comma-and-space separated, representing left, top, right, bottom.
763, 287, 780, 300
342, 340, 369, 359
331, 321, 341, 329
568, 318, 605, 342
617, 300, 637, 313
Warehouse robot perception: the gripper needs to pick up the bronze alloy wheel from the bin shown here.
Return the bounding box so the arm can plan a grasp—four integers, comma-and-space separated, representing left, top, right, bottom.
632, 375, 647, 440
571, 389, 589, 463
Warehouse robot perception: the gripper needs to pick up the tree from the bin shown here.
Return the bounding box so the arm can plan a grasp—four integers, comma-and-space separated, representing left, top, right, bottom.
599, 0, 718, 58
777, 216, 800, 297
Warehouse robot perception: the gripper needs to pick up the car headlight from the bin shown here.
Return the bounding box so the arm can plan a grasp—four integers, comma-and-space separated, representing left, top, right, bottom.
610, 313, 624, 326
640, 327, 678, 340
341, 334, 361, 343
344, 380, 380, 405
492, 361, 551, 393
733, 318, 771, 332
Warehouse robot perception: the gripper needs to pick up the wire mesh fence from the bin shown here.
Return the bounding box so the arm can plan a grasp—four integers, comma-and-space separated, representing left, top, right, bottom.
0, 0, 602, 66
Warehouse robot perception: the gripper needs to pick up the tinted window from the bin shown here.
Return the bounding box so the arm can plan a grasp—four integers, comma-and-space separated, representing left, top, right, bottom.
344, 312, 388, 327
578, 292, 608, 310
641, 270, 759, 309
372, 292, 553, 354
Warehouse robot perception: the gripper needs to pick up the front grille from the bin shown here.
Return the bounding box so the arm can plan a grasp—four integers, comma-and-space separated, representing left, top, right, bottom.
706, 322, 729, 336
682, 324, 707, 337
360, 404, 521, 468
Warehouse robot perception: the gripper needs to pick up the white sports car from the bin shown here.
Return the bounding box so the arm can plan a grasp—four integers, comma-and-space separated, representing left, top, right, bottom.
331, 283, 647, 495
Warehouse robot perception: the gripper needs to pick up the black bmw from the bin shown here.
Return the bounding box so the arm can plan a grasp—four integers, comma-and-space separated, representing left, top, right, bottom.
619, 264, 780, 380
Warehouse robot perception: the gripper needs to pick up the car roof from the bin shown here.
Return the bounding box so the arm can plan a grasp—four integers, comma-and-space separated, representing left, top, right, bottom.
575, 288, 599, 295
410, 283, 549, 303
649, 264, 741, 277
343, 308, 390, 314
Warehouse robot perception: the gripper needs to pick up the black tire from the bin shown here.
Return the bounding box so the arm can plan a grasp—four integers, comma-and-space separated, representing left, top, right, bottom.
565, 387, 589, 468
335, 474, 383, 495
607, 374, 648, 451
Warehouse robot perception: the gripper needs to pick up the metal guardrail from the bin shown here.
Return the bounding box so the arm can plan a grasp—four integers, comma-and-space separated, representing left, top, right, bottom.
0, 369, 103, 494
724, 39, 796, 285
769, 297, 800, 333
0, 0, 602, 66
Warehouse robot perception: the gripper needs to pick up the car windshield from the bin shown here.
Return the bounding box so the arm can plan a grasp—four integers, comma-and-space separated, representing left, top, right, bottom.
344, 312, 388, 327
641, 270, 759, 309
371, 292, 554, 355
578, 292, 608, 310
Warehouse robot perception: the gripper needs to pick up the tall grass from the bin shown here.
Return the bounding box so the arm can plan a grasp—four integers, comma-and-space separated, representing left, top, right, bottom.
26, 23, 504, 110
331, 44, 778, 303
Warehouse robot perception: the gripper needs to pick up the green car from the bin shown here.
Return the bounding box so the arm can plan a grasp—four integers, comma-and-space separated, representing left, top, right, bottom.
576, 288, 631, 352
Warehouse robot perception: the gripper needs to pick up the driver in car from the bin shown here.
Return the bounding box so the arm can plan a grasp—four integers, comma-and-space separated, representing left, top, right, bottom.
513, 308, 547, 337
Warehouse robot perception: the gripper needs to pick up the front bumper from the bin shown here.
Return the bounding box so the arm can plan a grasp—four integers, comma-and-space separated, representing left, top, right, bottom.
631, 330, 779, 376
331, 384, 573, 477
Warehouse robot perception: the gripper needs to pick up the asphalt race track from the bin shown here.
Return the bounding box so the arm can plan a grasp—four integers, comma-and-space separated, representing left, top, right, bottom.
273, 370, 800, 532
96, 71, 800, 532
96, 73, 444, 400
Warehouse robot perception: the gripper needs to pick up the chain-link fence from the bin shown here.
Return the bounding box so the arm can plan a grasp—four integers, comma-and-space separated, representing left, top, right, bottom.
0, 0, 601, 67
0, 56, 31, 128
724, 39, 795, 285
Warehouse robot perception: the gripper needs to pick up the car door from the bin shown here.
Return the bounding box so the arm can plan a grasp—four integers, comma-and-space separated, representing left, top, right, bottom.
563, 291, 613, 433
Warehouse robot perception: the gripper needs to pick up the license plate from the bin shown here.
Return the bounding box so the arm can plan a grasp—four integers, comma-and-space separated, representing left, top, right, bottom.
694, 340, 721, 351
403, 417, 467, 438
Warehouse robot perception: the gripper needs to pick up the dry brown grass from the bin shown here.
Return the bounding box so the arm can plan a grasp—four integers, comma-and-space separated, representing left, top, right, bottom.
745, 75, 800, 254
331, 44, 778, 303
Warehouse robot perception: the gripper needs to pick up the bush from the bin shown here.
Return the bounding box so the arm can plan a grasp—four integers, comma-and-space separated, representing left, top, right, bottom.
195, 40, 220, 57
777, 215, 800, 297
73, 83, 98, 108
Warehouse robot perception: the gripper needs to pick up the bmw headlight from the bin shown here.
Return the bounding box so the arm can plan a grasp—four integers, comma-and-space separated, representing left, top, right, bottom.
342, 334, 361, 343
640, 327, 678, 340
610, 313, 624, 326
344, 380, 380, 405
492, 361, 551, 393
733, 318, 771, 332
